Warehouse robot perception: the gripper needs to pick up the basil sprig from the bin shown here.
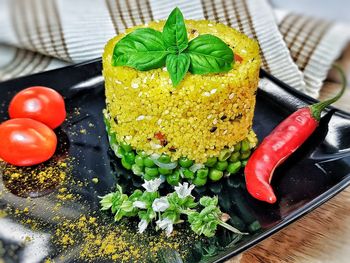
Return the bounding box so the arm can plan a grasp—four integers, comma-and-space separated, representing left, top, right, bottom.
112, 7, 234, 86
112, 28, 169, 71
166, 53, 190, 86
187, 34, 233, 74
163, 7, 188, 53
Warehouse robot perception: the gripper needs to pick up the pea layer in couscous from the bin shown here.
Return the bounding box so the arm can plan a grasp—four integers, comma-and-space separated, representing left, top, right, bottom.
103, 19, 261, 186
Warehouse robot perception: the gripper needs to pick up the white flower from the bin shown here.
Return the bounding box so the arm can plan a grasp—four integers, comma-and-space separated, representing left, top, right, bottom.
138, 219, 148, 234
174, 182, 195, 199
152, 197, 170, 212
156, 218, 174, 236
142, 178, 163, 192
133, 201, 147, 209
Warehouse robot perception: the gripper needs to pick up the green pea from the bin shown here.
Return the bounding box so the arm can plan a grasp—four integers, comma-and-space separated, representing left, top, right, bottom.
178, 157, 194, 168
215, 161, 228, 171
145, 167, 159, 177
209, 169, 224, 181
136, 150, 148, 157
241, 160, 248, 167
104, 116, 111, 130
241, 139, 250, 152
197, 168, 209, 179
144, 173, 157, 181
193, 176, 207, 186
227, 161, 241, 174
229, 152, 240, 162
117, 146, 125, 157
183, 169, 194, 180
240, 150, 251, 160
121, 157, 132, 170
167, 171, 180, 186
135, 155, 144, 167
158, 167, 172, 175
204, 157, 217, 167
234, 142, 241, 152
132, 164, 143, 176
109, 133, 117, 145
144, 156, 156, 168
218, 149, 231, 161
124, 151, 135, 164
158, 154, 171, 163
120, 141, 132, 152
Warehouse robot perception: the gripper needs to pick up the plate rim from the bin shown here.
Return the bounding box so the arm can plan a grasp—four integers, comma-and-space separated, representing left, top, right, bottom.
213, 176, 350, 262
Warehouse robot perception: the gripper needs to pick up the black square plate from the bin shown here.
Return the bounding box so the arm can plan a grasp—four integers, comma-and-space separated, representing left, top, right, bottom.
0, 60, 349, 262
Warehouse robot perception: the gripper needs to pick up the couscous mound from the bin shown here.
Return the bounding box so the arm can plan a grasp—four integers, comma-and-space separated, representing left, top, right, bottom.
103, 20, 260, 164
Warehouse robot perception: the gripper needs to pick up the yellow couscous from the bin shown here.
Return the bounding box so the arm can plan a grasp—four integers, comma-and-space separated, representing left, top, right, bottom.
103, 20, 260, 164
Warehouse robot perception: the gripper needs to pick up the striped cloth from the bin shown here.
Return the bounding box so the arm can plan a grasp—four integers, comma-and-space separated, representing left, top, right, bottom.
0, 0, 349, 98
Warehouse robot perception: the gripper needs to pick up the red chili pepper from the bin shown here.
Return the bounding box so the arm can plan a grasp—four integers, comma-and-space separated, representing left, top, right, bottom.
154, 131, 167, 146
235, 53, 243, 63
245, 64, 347, 204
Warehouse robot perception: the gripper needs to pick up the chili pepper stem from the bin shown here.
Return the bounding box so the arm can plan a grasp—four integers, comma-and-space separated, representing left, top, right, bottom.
310, 64, 347, 121
216, 220, 247, 235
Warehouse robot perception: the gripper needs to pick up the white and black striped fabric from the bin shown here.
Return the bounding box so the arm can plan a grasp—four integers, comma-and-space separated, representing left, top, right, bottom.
0, 0, 349, 97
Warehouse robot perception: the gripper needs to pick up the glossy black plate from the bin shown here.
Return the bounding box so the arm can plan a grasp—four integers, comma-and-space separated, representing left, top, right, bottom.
0, 59, 349, 263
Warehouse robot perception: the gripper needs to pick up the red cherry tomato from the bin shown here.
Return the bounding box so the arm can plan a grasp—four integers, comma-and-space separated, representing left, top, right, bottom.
9, 86, 66, 129
0, 118, 57, 166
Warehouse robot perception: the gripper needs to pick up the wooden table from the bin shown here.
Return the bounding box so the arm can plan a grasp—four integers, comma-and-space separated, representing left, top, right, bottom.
228, 44, 350, 263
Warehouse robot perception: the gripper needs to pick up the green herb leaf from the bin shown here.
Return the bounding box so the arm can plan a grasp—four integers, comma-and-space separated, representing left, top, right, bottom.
187, 211, 218, 237
120, 200, 135, 213
166, 53, 190, 86
163, 7, 188, 53
186, 34, 234, 74
199, 196, 218, 207
138, 208, 156, 222
112, 28, 169, 70
162, 210, 180, 223
129, 189, 143, 201
99, 193, 116, 211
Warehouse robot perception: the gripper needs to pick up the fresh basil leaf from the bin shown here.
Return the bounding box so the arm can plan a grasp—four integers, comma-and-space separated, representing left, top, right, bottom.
163, 7, 188, 53
113, 28, 169, 70
166, 53, 190, 86
186, 34, 234, 74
